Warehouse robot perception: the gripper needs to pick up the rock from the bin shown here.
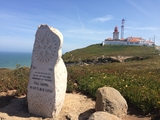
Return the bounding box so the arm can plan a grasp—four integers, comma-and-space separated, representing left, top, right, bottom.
95, 87, 128, 118
88, 111, 121, 120
27, 24, 67, 118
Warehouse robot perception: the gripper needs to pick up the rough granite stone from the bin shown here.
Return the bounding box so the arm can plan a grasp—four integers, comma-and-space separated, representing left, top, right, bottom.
27, 24, 67, 118
95, 87, 128, 118
88, 111, 121, 120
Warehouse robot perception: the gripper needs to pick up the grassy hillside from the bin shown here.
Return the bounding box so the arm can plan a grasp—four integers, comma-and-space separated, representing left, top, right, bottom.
62, 44, 158, 63
64, 44, 160, 117
1, 44, 160, 118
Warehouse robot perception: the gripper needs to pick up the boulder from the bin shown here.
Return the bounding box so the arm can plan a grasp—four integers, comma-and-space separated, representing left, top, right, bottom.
88, 111, 121, 120
95, 87, 127, 118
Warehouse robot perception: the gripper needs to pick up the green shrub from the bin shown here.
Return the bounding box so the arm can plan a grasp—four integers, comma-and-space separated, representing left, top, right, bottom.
66, 58, 160, 114
0, 64, 29, 96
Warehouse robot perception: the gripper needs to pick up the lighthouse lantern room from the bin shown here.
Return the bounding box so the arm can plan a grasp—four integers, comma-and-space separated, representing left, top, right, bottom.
113, 26, 119, 39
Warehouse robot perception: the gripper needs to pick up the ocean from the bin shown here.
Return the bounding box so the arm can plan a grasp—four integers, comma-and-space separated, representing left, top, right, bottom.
0, 51, 32, 69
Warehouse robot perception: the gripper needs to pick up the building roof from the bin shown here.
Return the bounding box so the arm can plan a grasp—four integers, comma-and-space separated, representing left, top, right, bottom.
146, 40, 154, 43
127, 37, 145, 42
105, 38, 113, 41
120, 38, 126, 41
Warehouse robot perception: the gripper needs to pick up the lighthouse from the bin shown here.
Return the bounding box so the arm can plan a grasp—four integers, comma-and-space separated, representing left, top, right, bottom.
121, 18, 125, 39
113, 26, 119, 39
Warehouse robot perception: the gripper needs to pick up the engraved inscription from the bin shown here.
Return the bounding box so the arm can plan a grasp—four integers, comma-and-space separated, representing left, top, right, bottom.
34, 31, 59, 63
32, 71, 51, 82
30, 71, 52, 93
30, 85, 52, 93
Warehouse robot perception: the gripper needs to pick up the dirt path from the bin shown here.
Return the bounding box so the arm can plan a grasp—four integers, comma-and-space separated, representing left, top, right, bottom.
0, 92, 151, 120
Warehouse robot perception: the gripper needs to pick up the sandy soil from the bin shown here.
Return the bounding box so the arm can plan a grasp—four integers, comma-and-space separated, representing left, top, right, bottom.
0, 91, 151, 120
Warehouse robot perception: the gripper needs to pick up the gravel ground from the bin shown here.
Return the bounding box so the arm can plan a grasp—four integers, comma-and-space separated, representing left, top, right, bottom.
0, 91, 151, 120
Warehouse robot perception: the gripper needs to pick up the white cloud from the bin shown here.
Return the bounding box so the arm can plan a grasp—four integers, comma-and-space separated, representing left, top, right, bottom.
0, 37, 34, 52
62, 42, 86, 54
126, 26, 159, 30
66, 28, 112, 34
76, 5, 84, 31
126, 0, 149, 16
91, 15, 113, 22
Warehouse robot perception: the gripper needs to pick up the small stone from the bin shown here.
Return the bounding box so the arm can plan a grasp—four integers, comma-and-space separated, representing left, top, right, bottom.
95, 87, 128, 118
88, 111, 121, 120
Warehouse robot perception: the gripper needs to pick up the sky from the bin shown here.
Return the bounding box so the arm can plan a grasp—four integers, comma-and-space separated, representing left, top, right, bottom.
1, 0, 160, 54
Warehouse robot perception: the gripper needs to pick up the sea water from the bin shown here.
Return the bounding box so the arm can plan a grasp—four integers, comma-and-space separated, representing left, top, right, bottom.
0, 51, 32, 69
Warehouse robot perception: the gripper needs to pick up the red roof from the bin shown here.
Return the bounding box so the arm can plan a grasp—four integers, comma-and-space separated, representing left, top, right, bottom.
107, 38, 113, 40
128, 37, 143, 42
114, 26, 118, 32
120, 38, 125, 40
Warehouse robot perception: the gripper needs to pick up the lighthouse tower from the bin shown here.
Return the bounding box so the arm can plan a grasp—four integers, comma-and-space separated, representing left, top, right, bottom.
113, 26, 119, 39
121, 18, 125, 39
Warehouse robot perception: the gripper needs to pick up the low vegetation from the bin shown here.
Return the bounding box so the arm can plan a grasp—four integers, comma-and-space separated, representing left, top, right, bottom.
62, 44, 158, 63
0, 65, 29, 96
0, 44, 160, 118
67, 60, 160, 114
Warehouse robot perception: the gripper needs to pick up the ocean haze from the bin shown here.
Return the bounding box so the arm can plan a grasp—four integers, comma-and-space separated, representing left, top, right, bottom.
0, 51, 31, 69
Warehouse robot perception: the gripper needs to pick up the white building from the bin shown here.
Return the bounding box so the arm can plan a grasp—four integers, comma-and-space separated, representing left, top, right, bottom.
102, 26, 154, 46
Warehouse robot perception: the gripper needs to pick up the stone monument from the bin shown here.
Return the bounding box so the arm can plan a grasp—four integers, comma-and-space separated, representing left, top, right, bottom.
27, 24, 67, 118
